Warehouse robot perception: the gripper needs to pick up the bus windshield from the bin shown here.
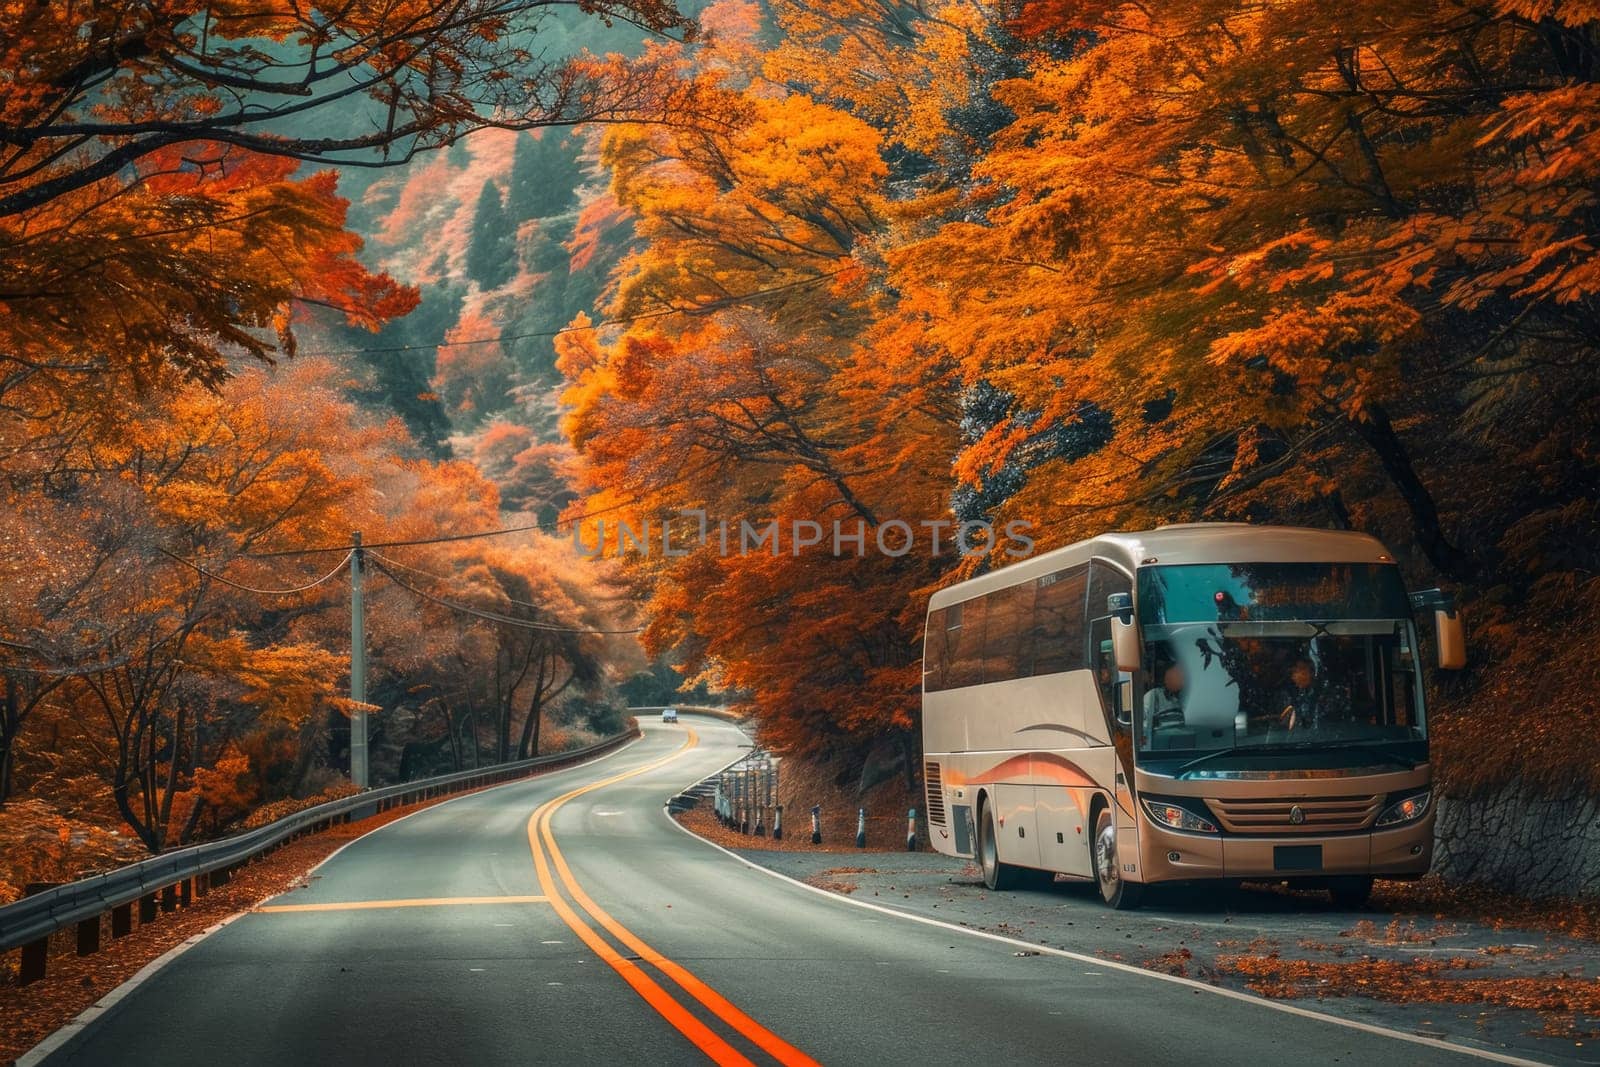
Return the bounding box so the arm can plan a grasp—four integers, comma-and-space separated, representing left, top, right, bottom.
1133, 563, 1424, 771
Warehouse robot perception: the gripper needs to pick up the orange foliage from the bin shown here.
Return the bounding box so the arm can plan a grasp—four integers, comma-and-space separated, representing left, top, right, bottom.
561, 0, 1600, 801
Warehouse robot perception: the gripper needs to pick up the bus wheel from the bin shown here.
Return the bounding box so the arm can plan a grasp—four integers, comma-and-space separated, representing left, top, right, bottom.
978, 799, 1028, 891
1328, 876, 1373, 909
1092, 806, 1144, 910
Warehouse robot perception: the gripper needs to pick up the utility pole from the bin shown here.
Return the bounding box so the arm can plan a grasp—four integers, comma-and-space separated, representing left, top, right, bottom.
350, 531, 368, 788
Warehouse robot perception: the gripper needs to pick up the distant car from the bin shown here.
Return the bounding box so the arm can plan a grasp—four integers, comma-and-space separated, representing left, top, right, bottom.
661, 707, 679, 724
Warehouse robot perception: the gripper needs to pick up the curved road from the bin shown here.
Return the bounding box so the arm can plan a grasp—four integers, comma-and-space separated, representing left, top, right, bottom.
44, 716, 1507, 1066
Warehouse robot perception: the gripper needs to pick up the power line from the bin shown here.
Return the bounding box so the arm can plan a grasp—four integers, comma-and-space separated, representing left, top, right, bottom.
367, 556, 641, 635
0, 627, 188, 678
248, 520, 549, 559
297, 271, 846, 358
158, 547, 355, 595
244, 491, 660, 559
370, 551, 629, 622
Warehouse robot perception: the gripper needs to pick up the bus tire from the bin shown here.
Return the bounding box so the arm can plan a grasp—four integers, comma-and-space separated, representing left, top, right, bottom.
1092, 805, 1144, 910
977, 797, 1030, 891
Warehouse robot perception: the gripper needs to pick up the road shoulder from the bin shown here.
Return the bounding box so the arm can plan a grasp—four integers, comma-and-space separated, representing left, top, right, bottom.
672, 813, 1598, 1066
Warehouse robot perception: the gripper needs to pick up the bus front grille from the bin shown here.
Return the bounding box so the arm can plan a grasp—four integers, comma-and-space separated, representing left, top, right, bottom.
1206, 794, 1382, 835
925, 762, 946, 826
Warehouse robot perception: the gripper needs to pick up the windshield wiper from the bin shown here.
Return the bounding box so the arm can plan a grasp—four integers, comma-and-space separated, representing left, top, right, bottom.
1171, 739, 1415, 777
1172, 747, 1254, 776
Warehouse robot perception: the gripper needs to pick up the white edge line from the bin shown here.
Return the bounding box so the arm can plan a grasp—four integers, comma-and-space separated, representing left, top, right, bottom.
660, 800, 1545, 1067
16, 735, 644, 1066
14, 910, 250, 1067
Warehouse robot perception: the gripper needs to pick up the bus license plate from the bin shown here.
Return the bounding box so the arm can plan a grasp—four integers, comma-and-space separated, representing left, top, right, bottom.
1273, 845, 1322, 872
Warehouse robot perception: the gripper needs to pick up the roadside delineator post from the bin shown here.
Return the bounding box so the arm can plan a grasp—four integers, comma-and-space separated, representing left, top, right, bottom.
856, 807, 867, 849
773, 803, 784, 840
811, 804, 822, 845
906, 808, 917, 851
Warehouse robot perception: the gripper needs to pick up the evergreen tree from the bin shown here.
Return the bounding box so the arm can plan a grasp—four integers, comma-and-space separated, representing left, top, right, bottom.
465, 180, 516, 289
506, 131, 582, 221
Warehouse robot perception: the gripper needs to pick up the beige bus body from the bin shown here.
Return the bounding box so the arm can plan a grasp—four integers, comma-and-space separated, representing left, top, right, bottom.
921, 524, 1437, 905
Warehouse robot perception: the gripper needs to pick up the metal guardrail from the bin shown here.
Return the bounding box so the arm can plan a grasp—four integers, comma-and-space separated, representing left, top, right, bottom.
0, 725, 641, 978
631, 704, 743, 722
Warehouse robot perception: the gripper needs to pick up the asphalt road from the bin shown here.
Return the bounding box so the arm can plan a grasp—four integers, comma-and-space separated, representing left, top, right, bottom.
44, 716, 1515, 1066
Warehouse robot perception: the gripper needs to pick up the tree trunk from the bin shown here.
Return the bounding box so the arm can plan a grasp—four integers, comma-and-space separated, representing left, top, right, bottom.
1346, 404, 1473, 579
495, 650, 512, 763
0, 681, 17, 806
516, 649, 552, 761
440, 700, 462, 772
501, 637, 537, 762
899, 731, 919, 792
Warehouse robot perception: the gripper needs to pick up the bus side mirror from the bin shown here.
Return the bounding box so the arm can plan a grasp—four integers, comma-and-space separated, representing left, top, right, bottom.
1111, 617, 1141, 673
1107, 593, 1141, 673
1412, 588, 1466, 670
1434, 607, 1466, 670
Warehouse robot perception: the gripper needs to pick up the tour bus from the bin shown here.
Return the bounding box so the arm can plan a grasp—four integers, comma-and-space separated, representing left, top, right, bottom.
921, 524, 1465, 909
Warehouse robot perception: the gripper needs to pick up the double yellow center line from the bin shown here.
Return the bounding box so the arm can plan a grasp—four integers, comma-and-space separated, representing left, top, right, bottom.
527, 728, 818, 1067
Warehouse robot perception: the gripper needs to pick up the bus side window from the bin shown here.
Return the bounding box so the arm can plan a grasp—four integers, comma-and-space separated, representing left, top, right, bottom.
1088, 619, 1127, 732
983, 582, 1034, 684
1088, 560, 1132, 618
948, 597, 986, 689
924, 607, 949, 691
1032, 565, 1088, 676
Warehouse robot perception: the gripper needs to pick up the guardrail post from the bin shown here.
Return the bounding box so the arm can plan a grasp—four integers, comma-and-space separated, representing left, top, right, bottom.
195, 872, 208, 898
112, 902, 133, 937
77, 915, 100, 956
160, 884, 177, 912
811, 804, 822, 845
139, 892, 157, 922
180, 878, 192, 907
20, 882, 57, 983
19, 937, 46, 983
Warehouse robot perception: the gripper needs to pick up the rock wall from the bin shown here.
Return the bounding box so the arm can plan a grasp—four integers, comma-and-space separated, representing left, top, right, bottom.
1433, 781, 1600, 898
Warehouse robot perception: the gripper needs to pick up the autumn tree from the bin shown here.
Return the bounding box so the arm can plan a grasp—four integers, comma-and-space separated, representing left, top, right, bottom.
560, 24, 962, 766
0, 0, 695, 221
872, 0, 1600, 587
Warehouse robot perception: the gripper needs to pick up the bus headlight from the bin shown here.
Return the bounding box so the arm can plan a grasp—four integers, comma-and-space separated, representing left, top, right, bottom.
1141, 797, 1218, 834
1376, 789, 1432, 827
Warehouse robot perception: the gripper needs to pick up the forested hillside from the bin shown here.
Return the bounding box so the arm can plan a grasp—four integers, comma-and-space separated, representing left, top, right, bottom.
549, 0, 1600, 820
2, 0, 1598, 906
0, 1, 685, 901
